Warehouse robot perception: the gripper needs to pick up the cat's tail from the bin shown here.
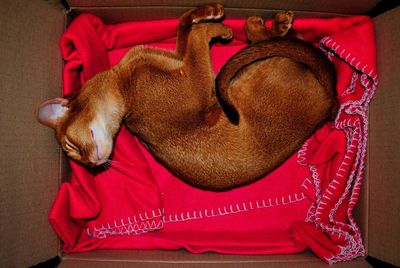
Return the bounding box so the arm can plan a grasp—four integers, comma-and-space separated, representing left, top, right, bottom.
215, 37, 337, 124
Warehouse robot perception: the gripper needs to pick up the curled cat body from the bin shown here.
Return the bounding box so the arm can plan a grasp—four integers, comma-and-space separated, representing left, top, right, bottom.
37, 4, 337, 191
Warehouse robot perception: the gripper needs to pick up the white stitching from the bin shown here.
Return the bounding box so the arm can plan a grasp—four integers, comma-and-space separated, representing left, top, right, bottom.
162, 191, 307, 224
308, 39, 377, 263
321, 37, 378, 84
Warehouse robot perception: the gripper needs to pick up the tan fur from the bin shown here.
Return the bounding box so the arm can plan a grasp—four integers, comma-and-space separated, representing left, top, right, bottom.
37, 4, 337, 191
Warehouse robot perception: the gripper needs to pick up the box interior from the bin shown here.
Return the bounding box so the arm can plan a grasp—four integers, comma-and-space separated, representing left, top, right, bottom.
1, 0, 399, 267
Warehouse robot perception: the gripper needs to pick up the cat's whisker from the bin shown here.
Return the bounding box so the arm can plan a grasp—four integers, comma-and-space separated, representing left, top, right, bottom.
97, 159, 112, 171
104, 161, 111, 169
106, 159, 137, 170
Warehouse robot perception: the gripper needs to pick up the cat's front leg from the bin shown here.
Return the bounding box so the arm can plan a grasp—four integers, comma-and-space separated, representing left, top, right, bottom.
176, 5, 232, 119
181, 8, 232, 78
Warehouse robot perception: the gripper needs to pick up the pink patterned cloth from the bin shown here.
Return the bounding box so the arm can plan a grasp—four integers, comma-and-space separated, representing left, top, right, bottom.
49, 14, 377, 264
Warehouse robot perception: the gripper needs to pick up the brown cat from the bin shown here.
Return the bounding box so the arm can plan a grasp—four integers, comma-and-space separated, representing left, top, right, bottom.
37, 4, 336, 191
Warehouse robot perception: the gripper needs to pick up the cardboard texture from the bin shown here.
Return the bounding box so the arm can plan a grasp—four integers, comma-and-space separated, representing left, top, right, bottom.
1, 0, 399, 267
0, 0, 64, 267
368, 6, 400, 266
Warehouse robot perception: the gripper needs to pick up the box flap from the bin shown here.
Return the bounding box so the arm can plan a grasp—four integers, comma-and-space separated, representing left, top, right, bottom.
369, 6, 400, 266
68, 0, 379, 15
0, 0, 64, 267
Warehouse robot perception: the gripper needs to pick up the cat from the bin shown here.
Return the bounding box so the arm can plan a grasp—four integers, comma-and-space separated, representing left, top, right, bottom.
37, 4, 337, 191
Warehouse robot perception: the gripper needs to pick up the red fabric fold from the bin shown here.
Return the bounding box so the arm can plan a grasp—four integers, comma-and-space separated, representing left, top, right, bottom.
49, 14, 377, 264
60, 14, 110, 95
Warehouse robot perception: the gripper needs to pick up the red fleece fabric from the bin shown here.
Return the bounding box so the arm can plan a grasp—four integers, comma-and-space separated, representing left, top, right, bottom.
49, 14, 377, 264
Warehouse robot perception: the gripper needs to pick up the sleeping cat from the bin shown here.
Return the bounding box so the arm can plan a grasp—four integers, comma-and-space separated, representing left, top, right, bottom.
37, 4, 337, 191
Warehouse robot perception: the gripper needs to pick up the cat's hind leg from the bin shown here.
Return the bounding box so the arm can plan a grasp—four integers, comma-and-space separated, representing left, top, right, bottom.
271, 11, 294, 37
245, 11, 302, 43
245, 16, 274, 43
176, 3, 226, 59
272, 11, 303, 39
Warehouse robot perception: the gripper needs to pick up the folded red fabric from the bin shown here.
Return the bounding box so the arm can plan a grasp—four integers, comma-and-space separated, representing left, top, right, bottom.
49, 14, 377, 264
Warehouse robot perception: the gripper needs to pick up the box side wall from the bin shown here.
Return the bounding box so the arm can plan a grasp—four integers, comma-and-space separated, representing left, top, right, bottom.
369, 6, 400, 266
0, 0, 64, 267
67, 0, 378, 15
59, 250, 371, 268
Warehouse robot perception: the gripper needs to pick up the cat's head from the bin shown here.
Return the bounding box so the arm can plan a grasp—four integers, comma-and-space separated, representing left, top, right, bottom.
36, 72, 125, 167
37, 96, 115, 167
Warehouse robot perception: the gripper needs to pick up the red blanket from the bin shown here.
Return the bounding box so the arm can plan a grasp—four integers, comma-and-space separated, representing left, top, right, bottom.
50, 14, 377, 264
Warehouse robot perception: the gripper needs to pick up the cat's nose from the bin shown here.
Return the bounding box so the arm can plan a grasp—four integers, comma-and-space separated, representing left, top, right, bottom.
88, 155, 108, 167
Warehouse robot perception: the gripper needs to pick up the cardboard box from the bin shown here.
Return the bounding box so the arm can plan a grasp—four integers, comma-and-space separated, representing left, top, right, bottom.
1, 0, 399, 267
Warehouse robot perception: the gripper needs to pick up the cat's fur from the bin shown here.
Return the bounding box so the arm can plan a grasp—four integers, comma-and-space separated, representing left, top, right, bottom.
37, 4, 337, 191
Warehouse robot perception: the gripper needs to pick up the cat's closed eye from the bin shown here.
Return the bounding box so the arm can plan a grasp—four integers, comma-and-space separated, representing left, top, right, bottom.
64, 139, 80, 154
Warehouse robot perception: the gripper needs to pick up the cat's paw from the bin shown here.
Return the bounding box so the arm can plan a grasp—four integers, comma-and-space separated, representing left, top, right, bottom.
273, 11, 294, 35
219, 25, 233, 40
190, 3, 224, 24
245, 16, 269, 43
193, 23, 233, 41
246, 16, 265, 28
245, 16, 266, 34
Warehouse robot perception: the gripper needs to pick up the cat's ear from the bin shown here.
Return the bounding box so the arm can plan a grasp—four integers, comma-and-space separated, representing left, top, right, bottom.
36, 98, 70, 129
